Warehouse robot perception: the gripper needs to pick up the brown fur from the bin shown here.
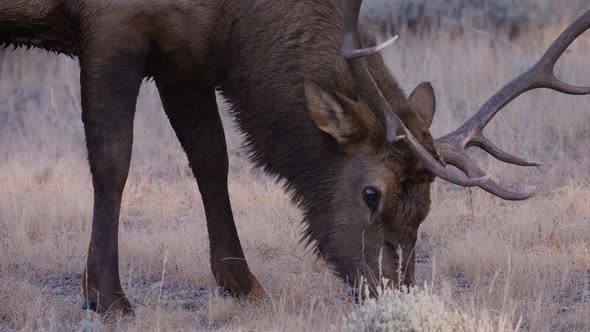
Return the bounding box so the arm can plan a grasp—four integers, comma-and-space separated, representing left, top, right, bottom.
1, 0, 438, 314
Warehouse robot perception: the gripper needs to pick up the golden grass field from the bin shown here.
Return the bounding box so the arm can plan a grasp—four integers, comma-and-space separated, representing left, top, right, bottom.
1, 22, 589, 331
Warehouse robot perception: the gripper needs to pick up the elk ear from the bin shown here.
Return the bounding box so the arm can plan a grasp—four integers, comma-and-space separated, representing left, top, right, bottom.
409, 82, 436, 128
304, 81, 359, 144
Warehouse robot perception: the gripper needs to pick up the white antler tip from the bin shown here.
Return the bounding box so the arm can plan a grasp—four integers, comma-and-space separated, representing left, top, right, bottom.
374, 35, 399, 52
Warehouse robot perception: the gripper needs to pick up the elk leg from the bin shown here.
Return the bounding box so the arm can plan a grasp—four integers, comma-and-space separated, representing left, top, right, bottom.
155, 79, 265, 300
79, 45, 146, 315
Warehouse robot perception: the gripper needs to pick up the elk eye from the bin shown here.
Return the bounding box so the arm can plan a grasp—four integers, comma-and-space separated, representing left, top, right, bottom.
363, 187, 380, 210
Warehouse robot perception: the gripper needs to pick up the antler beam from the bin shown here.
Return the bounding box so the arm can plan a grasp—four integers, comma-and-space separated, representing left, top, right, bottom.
434, 10, 590, 200
341, 0, 490, 187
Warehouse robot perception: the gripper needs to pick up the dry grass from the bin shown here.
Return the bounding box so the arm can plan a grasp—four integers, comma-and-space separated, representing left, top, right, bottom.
1, 22, 589, 331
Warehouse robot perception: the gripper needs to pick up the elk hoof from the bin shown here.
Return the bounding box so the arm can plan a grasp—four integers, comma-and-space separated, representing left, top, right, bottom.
212, 261, 267, 301
245, 275, 266, 301
81, 297, 96, 311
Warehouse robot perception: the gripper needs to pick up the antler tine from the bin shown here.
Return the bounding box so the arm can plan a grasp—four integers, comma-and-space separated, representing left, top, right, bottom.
344, 35, 399, 60
472, 136, 543, 167
341, 0, 398, 60
442, 149, 538, 201
535, 9, 590, 95
341, 0, 490, 187
434, 10, 590, 199
547, 79, 590, 95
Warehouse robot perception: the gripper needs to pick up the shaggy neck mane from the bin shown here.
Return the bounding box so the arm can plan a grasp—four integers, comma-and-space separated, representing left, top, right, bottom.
218, 74, 346, 250
210, 0, 414, 254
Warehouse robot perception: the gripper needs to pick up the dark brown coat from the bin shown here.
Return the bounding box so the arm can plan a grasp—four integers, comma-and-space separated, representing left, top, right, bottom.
1, 0, 438, 314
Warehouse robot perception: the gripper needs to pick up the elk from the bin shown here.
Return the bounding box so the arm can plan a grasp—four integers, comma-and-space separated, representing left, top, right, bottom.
1, 0, 589, 315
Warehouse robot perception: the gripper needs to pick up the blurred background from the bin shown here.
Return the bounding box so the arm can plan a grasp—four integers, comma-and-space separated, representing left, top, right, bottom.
362, 0, 589, 38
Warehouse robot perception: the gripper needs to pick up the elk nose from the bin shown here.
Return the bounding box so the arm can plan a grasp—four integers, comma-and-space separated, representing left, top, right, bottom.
80, 297, 96, 311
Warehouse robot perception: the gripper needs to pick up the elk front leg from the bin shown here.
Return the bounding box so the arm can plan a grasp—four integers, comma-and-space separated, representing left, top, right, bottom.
79, 43, 146, 315
156, 79, 265, 300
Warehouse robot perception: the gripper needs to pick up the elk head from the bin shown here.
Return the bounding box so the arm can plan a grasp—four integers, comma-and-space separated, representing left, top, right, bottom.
303, 0, 590, 292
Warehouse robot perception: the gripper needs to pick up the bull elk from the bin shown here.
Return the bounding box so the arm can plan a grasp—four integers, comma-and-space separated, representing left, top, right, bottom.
1, 0, 589, 315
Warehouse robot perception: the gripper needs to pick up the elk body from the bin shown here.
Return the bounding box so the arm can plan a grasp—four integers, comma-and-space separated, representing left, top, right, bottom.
1, 0, 589, 316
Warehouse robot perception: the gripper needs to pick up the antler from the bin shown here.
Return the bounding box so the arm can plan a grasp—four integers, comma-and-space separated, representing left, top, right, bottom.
342, 1, 590, 200
434, 10, 590, 200
342, 0, 491, 187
